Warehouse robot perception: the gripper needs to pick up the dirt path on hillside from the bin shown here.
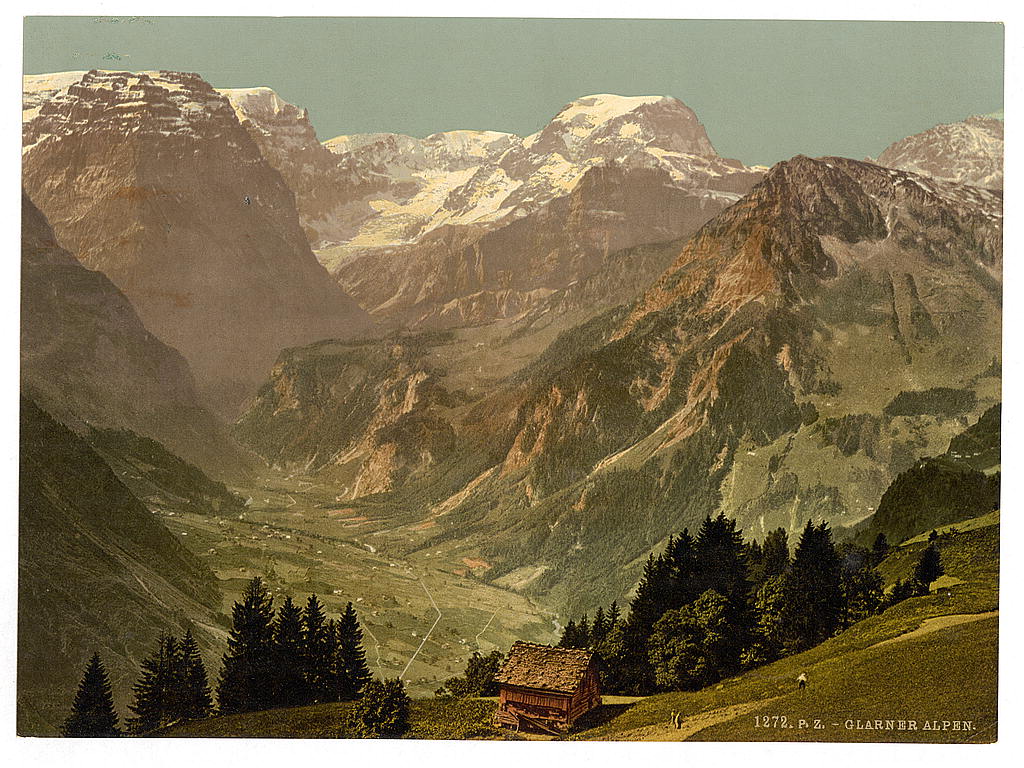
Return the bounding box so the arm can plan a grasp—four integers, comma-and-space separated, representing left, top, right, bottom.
603, 696, 786, 741
871, 611, 998, 649
604, 611, 999, 741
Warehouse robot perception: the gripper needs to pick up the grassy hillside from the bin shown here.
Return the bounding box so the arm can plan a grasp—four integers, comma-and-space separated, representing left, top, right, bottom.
18, 398, 225, 735
147, 520, 996, 742
575, 521, 998, 743
158, 698, 507, 739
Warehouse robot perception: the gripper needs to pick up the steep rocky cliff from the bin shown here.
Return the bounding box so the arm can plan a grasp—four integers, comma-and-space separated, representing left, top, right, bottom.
21, 190, 247, 478
234, 333, 464, 496
406, 157, 1002, 613
22, 70, 371, 412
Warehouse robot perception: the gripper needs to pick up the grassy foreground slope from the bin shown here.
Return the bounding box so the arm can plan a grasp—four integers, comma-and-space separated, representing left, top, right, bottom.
155, 522, 997, 742
578, 522, 998, 743
158, 698, 506, 739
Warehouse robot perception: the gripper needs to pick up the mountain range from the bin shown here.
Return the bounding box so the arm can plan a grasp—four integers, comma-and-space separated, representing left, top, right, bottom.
19, 68, 1003, 731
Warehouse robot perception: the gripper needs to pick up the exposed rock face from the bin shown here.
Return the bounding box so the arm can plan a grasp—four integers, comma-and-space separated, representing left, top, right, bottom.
21, 190, 247, 478
18, 397, 222, 735
400, 156, 1001, 614
221, 90, 764, 327
233, 333, 461, 496
876, 116, 1003, 189
22, 70, 372, 412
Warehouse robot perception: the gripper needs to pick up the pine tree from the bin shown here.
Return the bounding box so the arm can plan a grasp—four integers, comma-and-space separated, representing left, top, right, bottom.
665, 528, 699, 608
577, 614, 591, 648
179, 627, 213, 720
62, 653, 120, 737
273, 595, 307, 707
870, 532, 890, 567
591, 606, 607, 645
780, 521, 844, 652
761, 528, 790, 579
302, 594, 333, 702
558, 619, 578, 648
693, 514, 750, 612
913, 543, 945, 595
324, 618, 340, 702
617, 552, 673, 693
336, 602, 371, 700
217, 576, 277, 714
607, 601, 621, 631
128, 634, 183, 734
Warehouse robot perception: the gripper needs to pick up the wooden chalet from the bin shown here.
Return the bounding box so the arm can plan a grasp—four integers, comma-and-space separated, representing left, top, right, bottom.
492, 641, 601, 733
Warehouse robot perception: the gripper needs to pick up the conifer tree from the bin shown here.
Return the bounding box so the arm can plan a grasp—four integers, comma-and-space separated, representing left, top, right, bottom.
128, 634, 183, 733
558, 619, 578, 648
336, 602, 371, 699
591, 606, 607, 645
617, 552, 673, 692
577, 614, 591, 648
273, 595, 307, 707
913, 543, 945, 595
62, 653, 120, 737
302, 594, 333, 702
179, 627, 213, 720
870, 533, 890, 567
607, 601, 621, 631
693, 514, 750, 612
324, 618, 340, 701
665, 528, 698, 608
217, 576, 277, 714
761, 528, 790, 579
780, 521, 844, 652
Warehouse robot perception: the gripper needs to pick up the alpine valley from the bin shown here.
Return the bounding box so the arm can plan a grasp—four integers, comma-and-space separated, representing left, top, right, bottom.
20, 68, 1001, 736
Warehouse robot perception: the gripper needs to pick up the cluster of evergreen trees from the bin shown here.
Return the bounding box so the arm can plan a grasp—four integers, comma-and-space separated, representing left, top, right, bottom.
128, 628, 213, 732
558, 514, 944, 695
63, 576, 374, 736
217, 577, 371, 714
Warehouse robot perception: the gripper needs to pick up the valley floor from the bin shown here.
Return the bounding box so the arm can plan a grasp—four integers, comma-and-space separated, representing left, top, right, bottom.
156, 468, 557, 698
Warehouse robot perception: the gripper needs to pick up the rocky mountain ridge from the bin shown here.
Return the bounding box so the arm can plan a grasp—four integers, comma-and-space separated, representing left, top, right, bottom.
22, 69, 372, 413
224, 89, 764, 327
875, 115, 1003, 190
274, 155, 1000, 615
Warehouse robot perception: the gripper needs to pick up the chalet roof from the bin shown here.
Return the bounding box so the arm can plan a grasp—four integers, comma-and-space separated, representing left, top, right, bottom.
495, 642, 595, 694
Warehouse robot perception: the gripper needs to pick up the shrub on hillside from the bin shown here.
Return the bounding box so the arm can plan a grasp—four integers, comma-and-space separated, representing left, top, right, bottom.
341, 679, 410, 738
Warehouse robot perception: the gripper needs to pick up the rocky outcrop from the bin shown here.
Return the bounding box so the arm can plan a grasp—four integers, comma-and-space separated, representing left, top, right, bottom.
406, 156, 1001, 614
876, 115, 1003, 189
233, 333, 462, 496
21, 190, 248, 478
22, 70, 372, 412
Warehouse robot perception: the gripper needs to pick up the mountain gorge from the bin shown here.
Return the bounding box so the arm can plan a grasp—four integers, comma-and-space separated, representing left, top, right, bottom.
21, 191, 246, 477
320, 155, 1000, 614
22, 70, 371, 412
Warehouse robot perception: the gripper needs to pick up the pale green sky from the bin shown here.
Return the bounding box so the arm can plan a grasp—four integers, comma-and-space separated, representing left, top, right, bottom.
23, 17, 1003, 165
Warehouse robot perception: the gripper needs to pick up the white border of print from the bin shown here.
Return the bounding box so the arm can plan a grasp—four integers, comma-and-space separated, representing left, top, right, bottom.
1, 4, 1018, 768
